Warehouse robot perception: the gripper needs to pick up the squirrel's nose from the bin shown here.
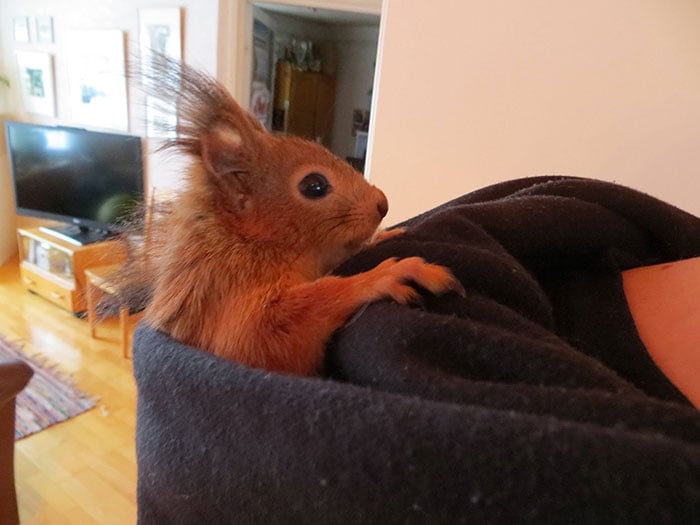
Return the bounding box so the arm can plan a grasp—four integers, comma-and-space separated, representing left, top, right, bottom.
376, 191, 389, 219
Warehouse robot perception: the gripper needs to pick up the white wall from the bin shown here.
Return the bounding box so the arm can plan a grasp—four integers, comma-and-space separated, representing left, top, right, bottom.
0, 0, 219, 128
331, 24, 379, 159
0, 148, 16, 263
0, 0, 220, 262
369, 0, 700, 224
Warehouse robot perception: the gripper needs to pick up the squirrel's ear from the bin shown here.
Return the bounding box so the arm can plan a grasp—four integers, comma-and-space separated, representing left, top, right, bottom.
200, 121, 254, 178
200, 120, 260, 214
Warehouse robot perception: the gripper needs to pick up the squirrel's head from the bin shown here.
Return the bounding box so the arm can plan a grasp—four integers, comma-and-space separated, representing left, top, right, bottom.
150, 57, 388, 273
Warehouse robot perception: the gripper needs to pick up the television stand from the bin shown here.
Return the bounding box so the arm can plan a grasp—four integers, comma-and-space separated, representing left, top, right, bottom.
16, 227, 127, 314
39, 224, 115, 246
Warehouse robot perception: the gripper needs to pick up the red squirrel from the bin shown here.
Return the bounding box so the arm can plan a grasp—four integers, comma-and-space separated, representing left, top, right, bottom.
121, 58, 464, 376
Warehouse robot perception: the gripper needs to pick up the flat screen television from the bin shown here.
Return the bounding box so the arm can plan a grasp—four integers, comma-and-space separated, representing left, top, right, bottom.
5, 121, 144, 245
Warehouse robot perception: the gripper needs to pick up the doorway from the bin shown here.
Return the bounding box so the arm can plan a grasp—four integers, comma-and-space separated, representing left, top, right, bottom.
247, 2, 381, 168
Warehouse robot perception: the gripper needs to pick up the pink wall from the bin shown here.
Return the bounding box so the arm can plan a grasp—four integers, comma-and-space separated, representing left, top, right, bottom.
369, 0, 700, 224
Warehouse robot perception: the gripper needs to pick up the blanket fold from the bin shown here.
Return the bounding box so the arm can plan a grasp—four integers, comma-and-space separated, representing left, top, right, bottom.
133, 176, 700, 524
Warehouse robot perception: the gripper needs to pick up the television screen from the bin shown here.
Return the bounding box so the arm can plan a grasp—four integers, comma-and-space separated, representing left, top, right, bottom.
5, 121, 144, 244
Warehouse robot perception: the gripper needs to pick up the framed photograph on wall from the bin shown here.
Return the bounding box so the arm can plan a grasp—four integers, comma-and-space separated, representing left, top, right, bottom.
139, 8, 182, 138
16, 51, 56, 116
13, 16, 31, 43
145, 95, 177, 138
65, 29, 129, 131
138, 8, 182, 62
36, 16, 55, 44
250, 18, 273, 129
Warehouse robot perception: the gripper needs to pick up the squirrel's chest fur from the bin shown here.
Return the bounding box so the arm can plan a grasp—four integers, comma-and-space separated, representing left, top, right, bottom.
144, 221, 320, 369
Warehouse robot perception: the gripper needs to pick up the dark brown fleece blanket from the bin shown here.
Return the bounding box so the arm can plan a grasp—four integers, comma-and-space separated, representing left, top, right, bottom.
133, 176, 700, 524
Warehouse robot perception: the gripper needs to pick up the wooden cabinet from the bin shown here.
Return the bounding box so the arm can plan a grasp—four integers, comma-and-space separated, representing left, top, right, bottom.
17, 227, 127, 314
272, 60, 336, 147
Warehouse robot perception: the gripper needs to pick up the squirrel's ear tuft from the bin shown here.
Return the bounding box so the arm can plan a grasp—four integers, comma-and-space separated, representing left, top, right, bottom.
201, 122, 251, 178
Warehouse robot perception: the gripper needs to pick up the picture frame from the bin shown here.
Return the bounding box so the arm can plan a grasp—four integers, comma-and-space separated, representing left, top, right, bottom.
16, 51, 56, 117
13, 16, 30, 43
139, 8, 182, 65
139, 8, 182, 138
145, 95, 177, 138
36, 16, 55, 44
250, 18, 274, 129
65, 29, 129, 131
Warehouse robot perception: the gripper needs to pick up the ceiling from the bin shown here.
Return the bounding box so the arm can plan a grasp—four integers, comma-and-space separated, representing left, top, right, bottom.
255, 2, 380, 26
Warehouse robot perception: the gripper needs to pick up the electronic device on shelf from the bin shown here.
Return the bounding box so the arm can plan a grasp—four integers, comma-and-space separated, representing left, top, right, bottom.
5, 121, 145, 245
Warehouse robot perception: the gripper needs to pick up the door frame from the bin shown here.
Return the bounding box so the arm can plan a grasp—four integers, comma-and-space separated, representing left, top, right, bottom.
216, 0, 382, 109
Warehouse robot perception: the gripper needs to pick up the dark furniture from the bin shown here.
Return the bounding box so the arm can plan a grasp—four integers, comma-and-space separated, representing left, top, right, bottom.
0, 359, 32, 525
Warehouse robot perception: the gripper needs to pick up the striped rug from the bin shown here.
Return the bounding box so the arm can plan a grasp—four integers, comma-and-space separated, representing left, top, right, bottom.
0, 335, 97, 440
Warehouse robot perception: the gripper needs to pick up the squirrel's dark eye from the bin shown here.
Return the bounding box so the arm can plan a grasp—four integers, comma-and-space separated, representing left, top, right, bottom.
298, 172, 331, 199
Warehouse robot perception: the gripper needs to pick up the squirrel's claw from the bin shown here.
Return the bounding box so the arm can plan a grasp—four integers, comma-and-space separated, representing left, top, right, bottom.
371, 227, 406, 245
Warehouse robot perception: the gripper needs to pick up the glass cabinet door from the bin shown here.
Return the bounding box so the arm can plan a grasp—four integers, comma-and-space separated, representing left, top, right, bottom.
20, 234, 74, 281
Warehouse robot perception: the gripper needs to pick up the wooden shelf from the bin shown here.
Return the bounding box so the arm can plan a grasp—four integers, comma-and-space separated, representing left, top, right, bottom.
16, 227, 127, 314
272, 60, 336, 146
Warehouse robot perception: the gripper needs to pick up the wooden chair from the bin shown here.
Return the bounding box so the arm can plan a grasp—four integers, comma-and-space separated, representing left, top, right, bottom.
83, 189, 160, 358
84, 264, 139, 358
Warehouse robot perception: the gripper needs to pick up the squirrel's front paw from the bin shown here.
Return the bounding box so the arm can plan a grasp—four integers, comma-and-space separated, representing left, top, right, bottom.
372, 257, 465, 304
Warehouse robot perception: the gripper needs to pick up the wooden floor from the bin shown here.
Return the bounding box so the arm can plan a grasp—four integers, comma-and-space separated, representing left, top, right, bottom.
0, 256, 137, 524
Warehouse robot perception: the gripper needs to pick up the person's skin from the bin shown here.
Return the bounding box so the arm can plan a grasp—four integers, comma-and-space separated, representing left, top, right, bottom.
623, 256, 700, 407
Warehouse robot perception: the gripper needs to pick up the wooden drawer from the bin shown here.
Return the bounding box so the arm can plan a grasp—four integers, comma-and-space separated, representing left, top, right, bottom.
20, 266, 76, 312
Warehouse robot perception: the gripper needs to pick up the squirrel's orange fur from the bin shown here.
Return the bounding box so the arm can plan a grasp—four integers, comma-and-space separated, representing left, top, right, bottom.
123, 58, 463, 376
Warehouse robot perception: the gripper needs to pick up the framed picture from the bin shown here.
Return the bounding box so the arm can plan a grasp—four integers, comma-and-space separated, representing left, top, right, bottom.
16, 51, 56, 116
13, 16, 30, 43
36, 16, 55, 44
139, 8, 182, 138
250, 18, 273, 129
145, 95, 177, 138
65, 29, 129, 131
139, 8, 182, 64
